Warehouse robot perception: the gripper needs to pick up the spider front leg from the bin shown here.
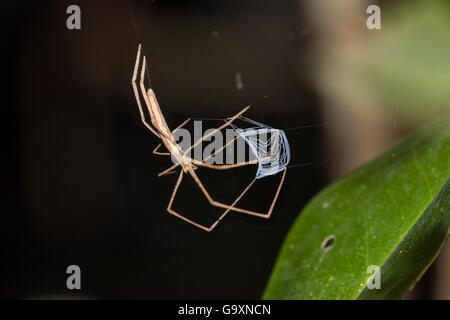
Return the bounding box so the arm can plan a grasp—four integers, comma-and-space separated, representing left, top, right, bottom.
132, 44, 160, 138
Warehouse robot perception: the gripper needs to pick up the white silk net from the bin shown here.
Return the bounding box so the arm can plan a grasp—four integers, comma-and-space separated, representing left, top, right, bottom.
227, 116, 290, 179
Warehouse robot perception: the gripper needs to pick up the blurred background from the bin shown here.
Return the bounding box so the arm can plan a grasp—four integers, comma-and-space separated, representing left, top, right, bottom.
3, 0, 449, 299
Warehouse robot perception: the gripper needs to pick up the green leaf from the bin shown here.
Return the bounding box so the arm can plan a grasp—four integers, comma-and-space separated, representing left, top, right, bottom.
263, 117, 450, 299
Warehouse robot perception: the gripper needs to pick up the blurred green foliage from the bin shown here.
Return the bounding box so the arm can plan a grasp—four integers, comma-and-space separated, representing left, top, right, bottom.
316, 0, 450, 122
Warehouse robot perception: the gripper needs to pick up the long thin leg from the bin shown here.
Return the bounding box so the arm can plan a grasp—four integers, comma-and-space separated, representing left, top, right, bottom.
139, 57, 158, 132
188, 167, 287, 217
239, 168, 287, 219
132, 44, 160, 138
159, 163, 181, 177
202, 135, 240, 163
173, 117, 192, 133
167, 167, 287, 231
153, 144, 170, 156
189, 153, 274, 170
207, 176, 257, 231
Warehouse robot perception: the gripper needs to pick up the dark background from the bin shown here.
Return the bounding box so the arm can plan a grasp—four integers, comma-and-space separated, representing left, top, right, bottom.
4, 0, 326, 299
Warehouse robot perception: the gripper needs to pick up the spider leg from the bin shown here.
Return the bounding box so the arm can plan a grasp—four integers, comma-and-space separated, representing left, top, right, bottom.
167, 170, 214, 231
189, 154, 271, 170
188, 167, 287, 218
153, 143, 170, 156
160, 170, 178, 176
233, 168, 287, 219
167, 168, 256, 232
159, 163, 180, 177
173, 117, 192, 133
166, 165, 286, 232
132, 44, 160, 138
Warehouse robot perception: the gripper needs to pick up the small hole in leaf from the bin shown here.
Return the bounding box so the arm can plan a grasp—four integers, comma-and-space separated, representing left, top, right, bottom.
321, 235, 336, 251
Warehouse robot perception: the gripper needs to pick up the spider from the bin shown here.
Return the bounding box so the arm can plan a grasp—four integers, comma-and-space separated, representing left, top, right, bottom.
132, 44, 289, 231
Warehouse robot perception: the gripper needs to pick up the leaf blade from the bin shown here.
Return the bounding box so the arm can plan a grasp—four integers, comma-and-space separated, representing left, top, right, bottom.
263, 117, 450, 300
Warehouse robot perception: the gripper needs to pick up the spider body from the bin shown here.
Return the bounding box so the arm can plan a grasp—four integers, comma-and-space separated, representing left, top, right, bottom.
132, 44, 287, 231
